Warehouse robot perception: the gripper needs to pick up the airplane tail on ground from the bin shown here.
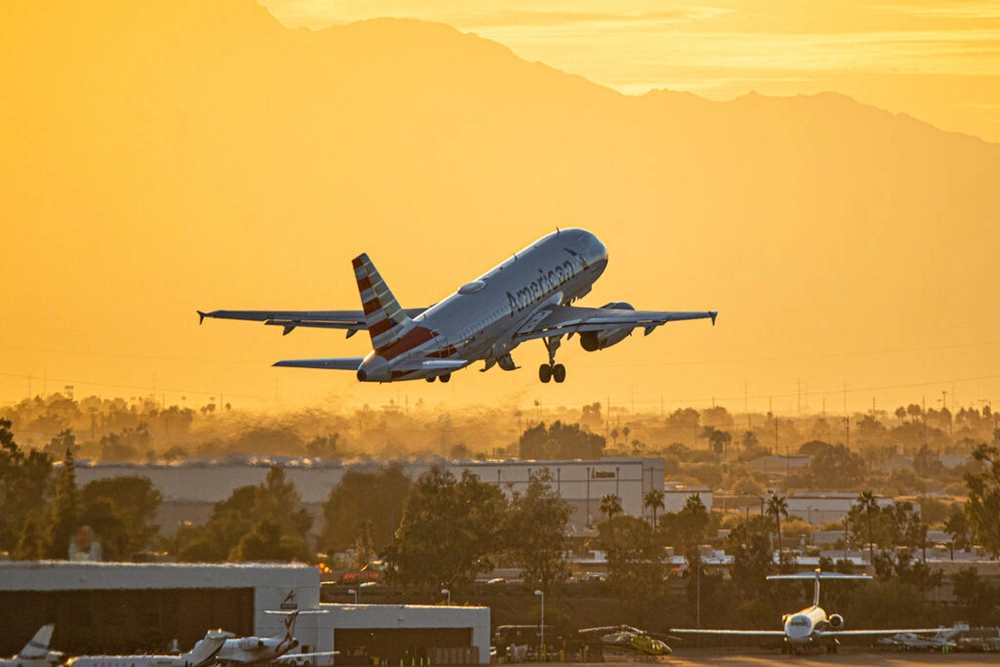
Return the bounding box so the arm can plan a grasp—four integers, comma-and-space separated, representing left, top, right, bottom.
275, 610, 300, 655
352, 254, 414, 352
187, 629, 233, 667
18, 625, 55, 659
767, 569, 872, 608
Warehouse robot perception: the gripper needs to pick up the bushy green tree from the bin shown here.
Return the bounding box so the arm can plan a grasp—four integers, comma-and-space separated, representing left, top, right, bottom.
0, 419, 54, 551
320, 464, 411, 555
964, 444, 1000, 556
505, 469, 572, 592
518, 421, 604, 459
386, 467, 507, 590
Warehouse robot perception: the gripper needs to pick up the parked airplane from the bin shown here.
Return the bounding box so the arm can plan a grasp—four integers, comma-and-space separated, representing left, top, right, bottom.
2, 625, 62, 667
877, 622, 969, 651
671, 568, 945, 654
578, 626, 672, 656
198, 228, 717, 383
215, 611, 299, 665
65, 629, 231, 667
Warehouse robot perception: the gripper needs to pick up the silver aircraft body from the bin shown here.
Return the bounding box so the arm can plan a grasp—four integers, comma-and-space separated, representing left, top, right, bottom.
214, 611, 299, 665
672, 569, 945, 654
199, 228, 717, 383
2, 625, 62, 667
66, 629, 230, 667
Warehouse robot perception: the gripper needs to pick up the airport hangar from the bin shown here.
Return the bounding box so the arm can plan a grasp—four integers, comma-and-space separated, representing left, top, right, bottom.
0, 561, 489, 664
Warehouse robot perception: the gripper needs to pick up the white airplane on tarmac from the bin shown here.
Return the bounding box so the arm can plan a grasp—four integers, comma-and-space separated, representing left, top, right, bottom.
671, 569, 946, 654
877, 622, 970, 651
198, 228, 717, 383
66, 629, 231, 667
1, 625, 62, 667
215, 611, 299, 665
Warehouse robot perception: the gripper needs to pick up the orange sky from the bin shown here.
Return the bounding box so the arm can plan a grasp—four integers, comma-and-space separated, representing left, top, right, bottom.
264, 0, 1000, 144
1, 0, 998, 422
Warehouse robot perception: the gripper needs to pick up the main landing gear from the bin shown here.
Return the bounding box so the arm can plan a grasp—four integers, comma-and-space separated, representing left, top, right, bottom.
426, 373, 451, 383
539, 336, 566, 383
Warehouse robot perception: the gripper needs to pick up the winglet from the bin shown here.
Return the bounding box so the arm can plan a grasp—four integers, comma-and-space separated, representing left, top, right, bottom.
198, 310, 207, 325
710, 311, 718, 326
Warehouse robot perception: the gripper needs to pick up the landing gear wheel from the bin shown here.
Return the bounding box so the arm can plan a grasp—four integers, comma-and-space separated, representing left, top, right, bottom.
552, 364, 566, 383
426, 377, 435, 383
539, 364, 552, 383
439, 373, 451, 383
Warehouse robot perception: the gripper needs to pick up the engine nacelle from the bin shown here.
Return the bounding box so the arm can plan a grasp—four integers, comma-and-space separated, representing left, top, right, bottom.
579, 302, 635, 352
237, 637, 265, 650
827, 614, 844, 630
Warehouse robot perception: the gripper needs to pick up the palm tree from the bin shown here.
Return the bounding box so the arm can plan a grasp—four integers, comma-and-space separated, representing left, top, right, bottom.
856, 490, 880, 563
599, 493, 622, 521
766, 494, 788, 552
643, 489, 665, 528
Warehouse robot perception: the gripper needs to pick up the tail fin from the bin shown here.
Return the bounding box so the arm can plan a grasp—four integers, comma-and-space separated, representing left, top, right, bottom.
352, 254, 413, 352
186, 629, 232, 667
274, 610, 300, 656
812, 570, 821, 608
18, 625, 54, 659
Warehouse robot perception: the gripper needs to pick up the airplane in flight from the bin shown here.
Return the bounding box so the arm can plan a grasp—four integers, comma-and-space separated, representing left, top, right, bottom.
1, 625, 62, 667
198, 228, 717, 383
215, 611, 299, 665
671, 568, 946, 654
65, 629, 231, 667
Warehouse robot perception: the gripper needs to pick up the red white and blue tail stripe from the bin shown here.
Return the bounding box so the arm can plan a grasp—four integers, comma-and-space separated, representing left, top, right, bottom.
353, 253, 413, 352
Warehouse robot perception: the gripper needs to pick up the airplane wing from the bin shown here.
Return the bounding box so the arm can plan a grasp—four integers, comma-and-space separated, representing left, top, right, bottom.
273, 358, 365, 370
512, 304, 717, 343
197, 309, 427, 335
815, 628, 951, 638
670, 629, 785, 637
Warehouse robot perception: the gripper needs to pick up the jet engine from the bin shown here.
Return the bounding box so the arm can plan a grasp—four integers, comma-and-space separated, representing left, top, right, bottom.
579, 302, 635, 352
827, 614, 844, 630
237, 638, 265, 650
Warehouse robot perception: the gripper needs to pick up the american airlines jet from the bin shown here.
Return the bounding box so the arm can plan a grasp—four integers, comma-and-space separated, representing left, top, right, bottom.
672, 569, 945, 654
199, 228, 717, 383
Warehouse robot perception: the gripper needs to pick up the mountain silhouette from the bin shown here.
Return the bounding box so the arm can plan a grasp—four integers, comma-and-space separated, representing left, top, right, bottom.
2, 0, 998, 408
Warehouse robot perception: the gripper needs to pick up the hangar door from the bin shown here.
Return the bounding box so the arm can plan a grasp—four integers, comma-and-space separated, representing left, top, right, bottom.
335, 628, 475, 665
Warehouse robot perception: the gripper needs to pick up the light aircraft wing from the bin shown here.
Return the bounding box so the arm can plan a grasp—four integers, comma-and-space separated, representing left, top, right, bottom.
197, 309, 427, 335
512, 305, 717, 343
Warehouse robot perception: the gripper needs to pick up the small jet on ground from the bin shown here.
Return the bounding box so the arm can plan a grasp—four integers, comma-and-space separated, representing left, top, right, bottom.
671, 568, 946, 654
876, 621, 969, 651
66, 629, 231, 667
1, 625, 63, 667
578, 626, 671, 656
199, 228, 717, 384
215, 611, 299, 665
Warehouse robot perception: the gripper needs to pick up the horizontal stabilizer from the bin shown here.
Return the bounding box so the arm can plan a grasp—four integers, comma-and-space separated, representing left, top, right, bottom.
273, 357, 364, 370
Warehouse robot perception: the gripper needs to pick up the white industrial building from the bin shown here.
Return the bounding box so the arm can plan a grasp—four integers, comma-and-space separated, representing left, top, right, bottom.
74, 457, 665, 531
0, 562, 489, 664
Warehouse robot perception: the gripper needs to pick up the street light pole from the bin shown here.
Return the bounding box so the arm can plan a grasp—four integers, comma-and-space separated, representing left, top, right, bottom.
441, 588, 451, 605
348, 588, 358, 604
534, 589, 545, 662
